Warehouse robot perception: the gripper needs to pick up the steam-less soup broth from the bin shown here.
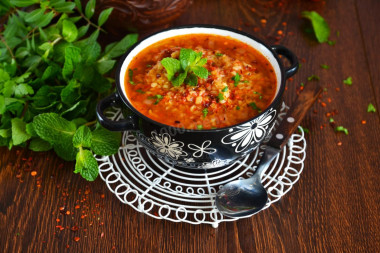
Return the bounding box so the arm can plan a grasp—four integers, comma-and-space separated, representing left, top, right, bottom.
125, 34, 277, 130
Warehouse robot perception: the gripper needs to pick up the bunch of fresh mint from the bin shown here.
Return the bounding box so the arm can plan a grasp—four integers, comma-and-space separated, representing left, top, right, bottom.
161, 48, 209, 87
0, 0, 138, 181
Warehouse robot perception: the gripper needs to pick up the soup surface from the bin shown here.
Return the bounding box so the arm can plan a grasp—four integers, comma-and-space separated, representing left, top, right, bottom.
125, 34, 277, 130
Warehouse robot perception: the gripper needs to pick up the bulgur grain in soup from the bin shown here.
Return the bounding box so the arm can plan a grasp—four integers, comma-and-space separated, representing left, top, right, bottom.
125, 34, 277, 130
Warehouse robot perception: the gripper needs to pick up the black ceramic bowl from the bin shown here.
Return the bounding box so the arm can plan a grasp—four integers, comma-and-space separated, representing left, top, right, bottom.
96, 25, 298, 169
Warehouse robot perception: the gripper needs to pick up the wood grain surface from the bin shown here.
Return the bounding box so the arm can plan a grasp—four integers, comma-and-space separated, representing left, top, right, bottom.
1, 0, 379, 252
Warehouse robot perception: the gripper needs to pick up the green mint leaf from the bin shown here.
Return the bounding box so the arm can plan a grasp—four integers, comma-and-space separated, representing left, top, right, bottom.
320, 64, 329, 69
84, 0, 96, 19
236, 106, 240, 110
33, 113, 77, 144
191, 66, 209, 79
343, 76, 352, 85
302, 11, 330, 43
60, 100, 89, 120
215, 53, 224, 57
62, 19, 78, 42
24, 8, 44, 23
222, 86, 228, 92
136, 89, 145, 94
202, 108, 208, 117
180, 48, 197, 70
96, 59, 116, 74
75, 148, 98, 181
51, 1, 76, 13
308, 75, 320, 81
10, 0, 39, 7
367, 103, 376, 113
98, 7, 113, 26
74, 0, 82, 12
11, 118, 32, 145
184, 73, 198, 86
14, 83, 34, 98
77, 24, 90, 39
73, 125, 92, 148
62, 46, 81, 79
91, 127, 121, 156
82, 41, 101, 64
335, 126, 348, 135
61, 80, 80, 106
195, 57, 207, 67
0, 129, 11, 138
100, 33, 138, 60
161, 57, 181, 81
29, 137, 52, 151
72, 118, 88, 127
197, 125, 203, 130
25, 122, 37, 137
54, 141, 78, 161
172, 72, 187, 87
232, 73, 240, 86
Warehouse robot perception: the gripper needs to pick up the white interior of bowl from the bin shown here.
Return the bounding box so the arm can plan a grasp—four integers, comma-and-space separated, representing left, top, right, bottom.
119, 27, 282, 101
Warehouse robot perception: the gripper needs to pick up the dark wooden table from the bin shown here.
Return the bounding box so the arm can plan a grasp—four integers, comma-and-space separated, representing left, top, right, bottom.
1, 0, 379, 252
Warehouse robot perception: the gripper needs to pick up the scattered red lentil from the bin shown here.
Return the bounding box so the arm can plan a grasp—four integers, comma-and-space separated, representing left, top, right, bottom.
361, 120, 366, 124
337, 142, 342, 146
31, 171, 37, 176
74, 237, 80, 242
321, 102, 327, 107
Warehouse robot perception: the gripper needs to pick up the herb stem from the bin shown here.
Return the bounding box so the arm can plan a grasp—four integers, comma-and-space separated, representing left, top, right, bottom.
84, 120, 97, 126
78, 10, 106, 33
0, 34, 15, 60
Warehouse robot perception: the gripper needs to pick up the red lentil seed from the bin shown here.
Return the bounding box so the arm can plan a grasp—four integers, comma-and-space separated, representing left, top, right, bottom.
361, 120, 366, 124
31, 171, 37, 176
337, 142, 342, 146
74, 237, 80, 242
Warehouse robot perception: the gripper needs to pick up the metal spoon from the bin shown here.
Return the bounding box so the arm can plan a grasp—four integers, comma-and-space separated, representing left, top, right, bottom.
215, 83, 322, 218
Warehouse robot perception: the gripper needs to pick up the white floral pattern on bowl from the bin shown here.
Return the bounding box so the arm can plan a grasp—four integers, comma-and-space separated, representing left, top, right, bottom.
188, 140, 217, 158
221, 108, 277, 153
150, 132, 187, 159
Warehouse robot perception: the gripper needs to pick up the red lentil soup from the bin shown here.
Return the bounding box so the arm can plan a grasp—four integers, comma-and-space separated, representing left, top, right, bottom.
125, 34, 277, 130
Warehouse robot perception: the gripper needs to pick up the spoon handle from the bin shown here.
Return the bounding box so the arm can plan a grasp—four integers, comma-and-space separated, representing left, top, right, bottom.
267, 82, 323, 150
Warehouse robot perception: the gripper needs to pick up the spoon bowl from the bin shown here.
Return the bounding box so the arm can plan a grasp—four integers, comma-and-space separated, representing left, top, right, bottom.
215, 177, 268, 217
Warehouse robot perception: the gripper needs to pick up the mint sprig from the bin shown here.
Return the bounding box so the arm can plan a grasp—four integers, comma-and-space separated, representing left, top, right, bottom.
0, 0, 135, 181
161, 48, 209, 87
30, 113, 120, 181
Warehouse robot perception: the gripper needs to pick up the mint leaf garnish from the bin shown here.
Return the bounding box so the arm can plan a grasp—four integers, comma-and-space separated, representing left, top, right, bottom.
161, 57, 181, 81
161, 48, 208, 87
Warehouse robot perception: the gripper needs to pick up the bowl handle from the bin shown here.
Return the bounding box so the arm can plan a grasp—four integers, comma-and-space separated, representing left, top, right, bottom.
96, 93, 138, 131
271, 45, 299, 79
